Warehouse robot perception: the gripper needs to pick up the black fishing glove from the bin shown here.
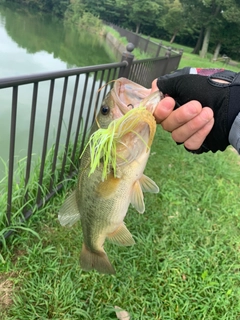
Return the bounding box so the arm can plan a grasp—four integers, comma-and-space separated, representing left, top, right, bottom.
157, 67, 240, 153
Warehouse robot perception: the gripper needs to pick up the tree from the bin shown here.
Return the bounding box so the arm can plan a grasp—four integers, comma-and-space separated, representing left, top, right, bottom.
82, 0, 121, 23
161, 0, 185, 43
199, 1, 221, 58
64, 0, 85, 24
5, 0, 70, 17
179, 0, 240, 58
114, 0, 163, 33
211, 19, 240, 61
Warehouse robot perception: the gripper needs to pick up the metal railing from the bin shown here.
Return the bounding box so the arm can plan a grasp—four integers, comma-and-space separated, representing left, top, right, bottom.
0, 43, 182, 240
108, 23, 183, 58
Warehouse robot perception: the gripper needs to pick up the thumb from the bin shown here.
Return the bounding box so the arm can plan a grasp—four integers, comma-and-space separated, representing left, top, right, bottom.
157, 75, 183, 100
150, 79, 159, 93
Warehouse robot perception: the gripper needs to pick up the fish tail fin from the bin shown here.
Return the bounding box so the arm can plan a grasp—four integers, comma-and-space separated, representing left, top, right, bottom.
80, 243, 116, 275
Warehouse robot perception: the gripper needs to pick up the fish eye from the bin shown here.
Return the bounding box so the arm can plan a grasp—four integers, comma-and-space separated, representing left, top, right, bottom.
101, 105, 110, 115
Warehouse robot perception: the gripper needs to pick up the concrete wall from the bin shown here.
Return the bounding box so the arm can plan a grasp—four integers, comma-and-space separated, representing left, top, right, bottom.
105, 32, 126, 60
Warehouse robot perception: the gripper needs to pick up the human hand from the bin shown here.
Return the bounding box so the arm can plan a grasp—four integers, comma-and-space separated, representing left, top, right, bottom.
153, 67, 240, 153
151, 80, 214, 152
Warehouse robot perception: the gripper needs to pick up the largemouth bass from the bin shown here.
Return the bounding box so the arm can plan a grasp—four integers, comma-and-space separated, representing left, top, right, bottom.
58, 78, 162, 274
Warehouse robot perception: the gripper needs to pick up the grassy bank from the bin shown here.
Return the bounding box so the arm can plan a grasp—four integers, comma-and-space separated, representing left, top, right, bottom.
103, 25, 152, 60
0, 136, 82, 242
1, 126, 240, 319
106, 27, 240, 72
150, 37, 240, 72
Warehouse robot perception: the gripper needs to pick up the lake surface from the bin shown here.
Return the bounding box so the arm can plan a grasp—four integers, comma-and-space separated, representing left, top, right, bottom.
0, 4, 116, 178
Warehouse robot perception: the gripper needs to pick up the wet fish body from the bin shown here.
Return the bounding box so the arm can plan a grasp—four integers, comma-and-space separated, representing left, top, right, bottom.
59, 78, 162, 274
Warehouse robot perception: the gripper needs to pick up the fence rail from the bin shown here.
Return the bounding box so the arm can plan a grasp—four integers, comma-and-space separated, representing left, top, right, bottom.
0, 41, 182, 240
108, 23, 183, 58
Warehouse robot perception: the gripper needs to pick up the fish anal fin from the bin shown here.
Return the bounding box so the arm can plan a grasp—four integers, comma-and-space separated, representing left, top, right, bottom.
58, 190, 80, 227
107, 224, 135, 246
130, 180, 145, 213
139, 174, 159, 193
80, 243, 116, 275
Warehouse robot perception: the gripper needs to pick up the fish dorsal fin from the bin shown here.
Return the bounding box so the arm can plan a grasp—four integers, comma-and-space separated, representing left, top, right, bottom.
107, 223, 135, 246
139, 174, 159, 193
130, 180, 145, 214
58, 191, 80, 227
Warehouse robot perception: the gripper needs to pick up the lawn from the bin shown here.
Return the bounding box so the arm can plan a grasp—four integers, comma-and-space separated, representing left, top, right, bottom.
1, 126, 240, 319
148, 36, 240, 72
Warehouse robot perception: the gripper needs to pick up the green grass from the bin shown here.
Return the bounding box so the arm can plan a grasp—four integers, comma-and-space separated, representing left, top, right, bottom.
149, 37, 240, 72
0, 133, 82, 240
1, 127, 240, 319
179, 51, 240, 72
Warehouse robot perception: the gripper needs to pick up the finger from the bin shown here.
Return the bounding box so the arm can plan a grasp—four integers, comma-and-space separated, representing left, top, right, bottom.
153, 96, 176, 124
184, 118, 214, 150
151, 79, 158, 93
161, 100, 203, 132
171, 107, 214, 143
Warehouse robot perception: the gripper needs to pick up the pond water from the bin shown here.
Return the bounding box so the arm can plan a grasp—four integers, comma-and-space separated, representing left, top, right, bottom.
0, 4, 116, 178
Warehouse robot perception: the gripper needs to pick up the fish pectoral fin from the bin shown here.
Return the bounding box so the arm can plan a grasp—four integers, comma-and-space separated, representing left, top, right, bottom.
58, 190, 80, 227
107, 224, 135, 246
139, 174, 159, 193
130, 180, 145, 214
96, 174, 120, 198
80, 243, 116, 275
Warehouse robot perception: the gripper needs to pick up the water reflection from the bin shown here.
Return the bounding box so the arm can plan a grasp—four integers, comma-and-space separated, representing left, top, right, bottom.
0, 3, 115, 178
1, 4, 114, 71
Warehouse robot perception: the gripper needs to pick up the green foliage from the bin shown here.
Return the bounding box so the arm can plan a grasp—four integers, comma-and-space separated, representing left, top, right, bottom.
160, 0, 185, 43
83, 0, 119, 24
64, 0, 85, 24
127, 0, 163, 33
0, 133, 83, 240
5, 0, 240, 60
0, 4, 114, 67
78, 11, 103, 30
5, 0, 69, 17
64, 0, 103, 32
85, 0, 240, 60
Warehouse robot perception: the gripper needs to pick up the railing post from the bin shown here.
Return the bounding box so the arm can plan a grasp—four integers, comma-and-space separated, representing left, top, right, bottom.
162, 47, 172, 76
156, 41, 162, 57
118, 43, 135, 79
144, 36, 150, 53
179, 48, 184, 56
165, 47, 172, 57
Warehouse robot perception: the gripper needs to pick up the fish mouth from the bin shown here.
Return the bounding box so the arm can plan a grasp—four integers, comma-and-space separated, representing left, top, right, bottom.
86, 106, 156, 180
112, 78, 162, 115
114, 108, 156, 166
88, 79, 161, 180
